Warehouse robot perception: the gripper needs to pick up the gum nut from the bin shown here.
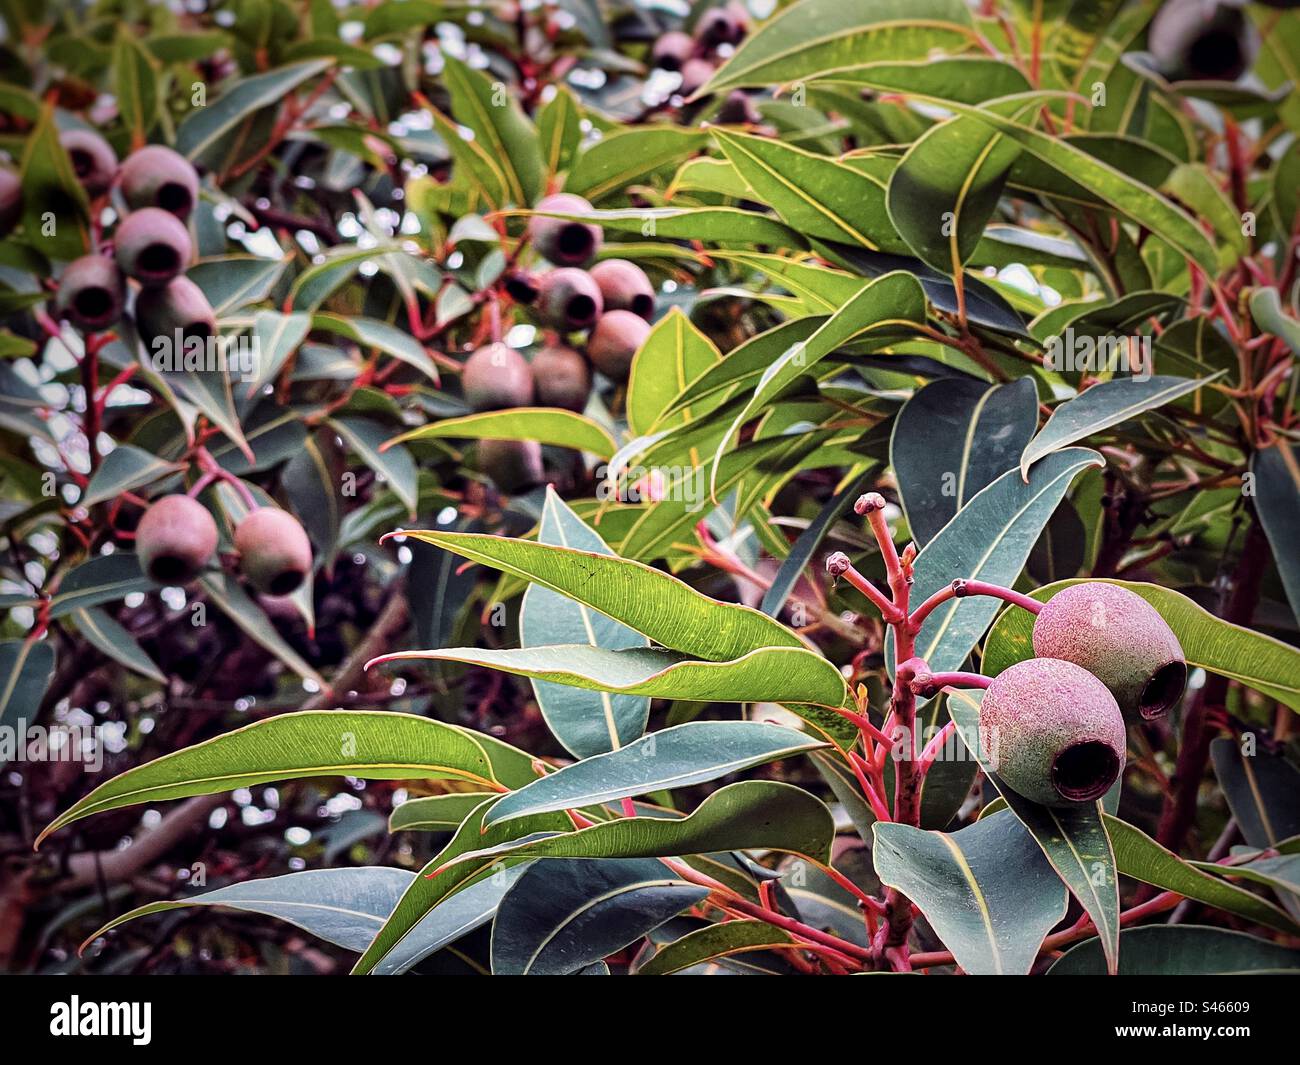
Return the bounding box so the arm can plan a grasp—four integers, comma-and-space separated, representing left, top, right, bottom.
1149, 0, 1257, 82
60, 129, 118, 196
537, 267, 603, 331
981, 658, 1126, 807
119, 144, 200, 219
115, 207, 193, 286
587, 309, 651, 382
234, 507, 314, 597
462, 342, 535, 411
651, 31, 695, 71
54, 255, 125, 332
695, 8, 743, 48
0, 167, 21, 236
528, 193, 601, 267
717, 90, 761, 124
678, 57, 717, 97
478, 438, 544, 494
532, 343, 592, 412
503, 269, 540, 304
134, 275, 216, 346
1032, 582, 1187, 721
589, 259, 655, 320
135, 494, 219, 585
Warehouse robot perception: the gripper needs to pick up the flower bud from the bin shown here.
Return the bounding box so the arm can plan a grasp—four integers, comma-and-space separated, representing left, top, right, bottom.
135, 494, 218, 585
981, 658, 1126, 807
235, 507, 313, 597
119, 145, 200, 219
55, 254, 125, 332
537, 267, 603, 331
587, 310, 650, 382
115, 207, 193, 286
1032, 583, 1187, 721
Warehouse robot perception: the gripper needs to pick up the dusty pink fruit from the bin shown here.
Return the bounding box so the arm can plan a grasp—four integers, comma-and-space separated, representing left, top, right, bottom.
119, 145, 200, 219
0, 167, 21, 236
461, 343, 535, 411
589, 259, 655, 320
532, 343, 592, 412
528, 193, 601, 267
1032, 583, 1187, 721
980, 658, 1126, 807
60, 129, 117, 196
651, 31, 694, 71
55, 255, 126, 332
478, 438, 544, 494
115, 207, 193, 286
235, 507, 313, 596
134, 276, 216, 347
588, 310, 650, 381
135, 494, 219, 585
537, 267, 603, 331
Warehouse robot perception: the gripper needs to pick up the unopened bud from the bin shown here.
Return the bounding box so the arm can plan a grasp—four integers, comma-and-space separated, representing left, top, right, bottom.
825, 551, 851, 577
854, 492, 886, 515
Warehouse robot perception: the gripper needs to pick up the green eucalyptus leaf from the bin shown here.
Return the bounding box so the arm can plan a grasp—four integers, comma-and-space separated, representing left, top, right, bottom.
1049, 925, 1300, 975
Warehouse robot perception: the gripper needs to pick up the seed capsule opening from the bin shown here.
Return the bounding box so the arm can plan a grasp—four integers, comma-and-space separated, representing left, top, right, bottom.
1051, 740, 1119, 803
148, 554, 192, 584
157, 181, 194, 216
69, 149, 95, 178
74, 286, 114, 322
268, 569, 305, 596
565, 293, 597, 325
138, 243, 181, 279
1139, 660, 1187, 720
556, 224, 595, 261
628, 292, 655, 318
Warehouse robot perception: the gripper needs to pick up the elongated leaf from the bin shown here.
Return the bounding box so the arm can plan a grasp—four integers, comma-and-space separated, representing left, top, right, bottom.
948, 689, 1119, 973
0, 640, 56, 730
702, 0, 978, 95
873, 812, 1068, 975
70, 607, 165, 684
189, 256, 288, 316
637, 919, 795, 975
331, 416, 417, 520
113, 29, 159, 144
490, 858, 708, 975
38, 710, 536, 846
247, 311, 311, 395
20, 106, 90, 261
451, 781, 834, 870
312, 314, 439, 383
715, 129, 898, 250
538, 204, 798, 247
48, 554, 152, 619
1210, 739, 1300, 849
537, 84, 581, 179
1020, 375, 1220, 478
981, 580, 1300, 713
926, 96, 1218, 272
521, 490, 650, 759
1251, 441, 1300, 625
81, 446, 185, 508
891, 377, 1038, 546
1193, 852, 1300, 906
1049, 925, 1300, 975
199, 572, 322, 684
904, 448, 1103, 674
626, 309, 722, 437
442, 55, 542, 206
388, 408, 616, 459
380, 644, 850, 709
1105, 815, 1300, 934
353, 797, 573, 975
177, 60, 332, 165
762, 467, 876, 617
389, 792, 495, 832
565, 128, 709, 202
394, 531, 807, 662
482, 721, 827, 828
86, 867, 413, 954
